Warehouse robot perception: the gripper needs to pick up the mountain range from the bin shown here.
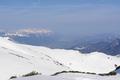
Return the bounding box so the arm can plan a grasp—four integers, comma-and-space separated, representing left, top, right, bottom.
1, 29, 120, 56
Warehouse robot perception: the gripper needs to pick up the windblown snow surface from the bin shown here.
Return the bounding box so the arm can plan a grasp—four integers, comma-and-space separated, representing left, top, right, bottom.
13, 73, 120, 80
0, 37, 120, 80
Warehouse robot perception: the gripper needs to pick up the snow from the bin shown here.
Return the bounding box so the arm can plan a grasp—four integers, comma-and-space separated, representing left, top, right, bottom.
42, 49, 120, 74
56, 73, 120, 80
0, 37, 68, 80
13, 73, 120, 80
0, 37, 120, 80
12, 75, 74, 80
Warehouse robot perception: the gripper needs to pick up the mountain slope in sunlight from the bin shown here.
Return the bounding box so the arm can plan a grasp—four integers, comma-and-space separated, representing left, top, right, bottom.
0, 37, 120, 80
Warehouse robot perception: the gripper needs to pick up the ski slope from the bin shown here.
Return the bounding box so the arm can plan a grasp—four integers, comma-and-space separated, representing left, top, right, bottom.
0, 37, 120, 80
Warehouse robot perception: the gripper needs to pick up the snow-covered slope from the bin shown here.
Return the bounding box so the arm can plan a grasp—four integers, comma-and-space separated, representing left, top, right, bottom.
0, 37, 68, 80
13, 75, 74, 80
13, 73, 120, 80
0, 37, 120, 80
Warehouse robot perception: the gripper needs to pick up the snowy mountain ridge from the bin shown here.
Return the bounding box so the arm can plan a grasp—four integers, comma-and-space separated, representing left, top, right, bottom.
0, 37, 120, 80
2, 28, 52, 37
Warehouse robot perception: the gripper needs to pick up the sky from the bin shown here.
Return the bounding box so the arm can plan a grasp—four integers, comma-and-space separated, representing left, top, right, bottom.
0, 0, 120, 37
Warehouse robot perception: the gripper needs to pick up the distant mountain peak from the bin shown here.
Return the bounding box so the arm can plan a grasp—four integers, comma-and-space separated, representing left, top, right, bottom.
17, 28, 52, 34
4, 28, 53, 37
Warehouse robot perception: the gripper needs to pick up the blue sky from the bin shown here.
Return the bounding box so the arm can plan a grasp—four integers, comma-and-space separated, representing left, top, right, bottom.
0, 0, 120, 36
0, 0, 120, 6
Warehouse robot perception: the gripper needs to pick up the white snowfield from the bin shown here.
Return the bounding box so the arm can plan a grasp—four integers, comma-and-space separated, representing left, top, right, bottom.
13, 73, 120, 80
0, 37, 120, 80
